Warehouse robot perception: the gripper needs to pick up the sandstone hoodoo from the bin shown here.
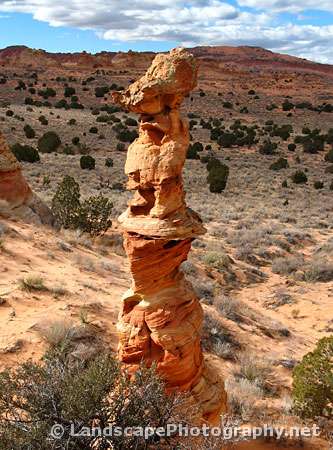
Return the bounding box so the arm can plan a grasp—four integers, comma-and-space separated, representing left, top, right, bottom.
113, 48, 227, 421
0, 130, 53, 225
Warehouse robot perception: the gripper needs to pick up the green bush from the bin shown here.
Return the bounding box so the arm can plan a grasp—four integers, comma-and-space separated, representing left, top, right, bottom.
292, 170, 308, 184
282, 100, 294, 111
78, 195, 113, 237
95, 86, 109, 98
38, 131, 61, 153
116, 142, 125, 151
292, 336, 333, 419
269, 157, 289, 171
116, 128, 138, 143
105, 158, 114, 167
325, 148, 333, 163
207, 164, 229, 193
186, 145, 200, 159
64, 86, 76, 97
39, 115, 48, 126
23, 124, 35, 139
80, 155, 95, 170
259, 140, 277, 155
124, 117, 138, 127
11, 143, 40, 163
206, 157, 222, 171
0, 349, 180, 450
52, 176, 81, 229
314, 181, 324, 189
52, 176, 113, 236
282, 180, 288, 188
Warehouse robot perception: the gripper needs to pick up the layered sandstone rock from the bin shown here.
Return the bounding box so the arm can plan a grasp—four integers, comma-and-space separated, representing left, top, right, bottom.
0, 131, 53, 225
113, 48, 227, 422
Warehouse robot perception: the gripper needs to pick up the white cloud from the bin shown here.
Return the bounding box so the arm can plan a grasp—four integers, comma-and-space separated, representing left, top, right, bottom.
237, 0, 333, 13
0, 0, 333, 63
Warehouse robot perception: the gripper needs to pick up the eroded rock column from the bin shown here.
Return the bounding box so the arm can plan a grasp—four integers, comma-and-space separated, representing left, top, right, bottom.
113, 48, 226, 422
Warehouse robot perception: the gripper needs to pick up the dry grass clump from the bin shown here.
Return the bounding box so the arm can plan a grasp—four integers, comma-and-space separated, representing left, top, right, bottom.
37, 318, 76, 347
271, 255, 304, 275
225, 377, 264, 420
202, 312, 239, 360
214, 295, 250, 322
201, 251, 232, 271
236, 353, 274, 392
19, 275, 47, 292
303, 257, 333, 282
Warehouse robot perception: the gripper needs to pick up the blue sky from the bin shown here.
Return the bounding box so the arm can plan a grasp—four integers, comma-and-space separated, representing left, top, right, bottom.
0, 1, 333, 63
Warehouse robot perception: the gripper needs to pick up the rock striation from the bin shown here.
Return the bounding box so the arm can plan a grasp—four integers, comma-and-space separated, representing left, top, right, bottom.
113, 48, 227, 422
0, 130, 53, 225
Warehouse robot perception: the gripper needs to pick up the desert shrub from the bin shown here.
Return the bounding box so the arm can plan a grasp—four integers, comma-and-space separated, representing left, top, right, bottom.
116, 128, 138, 143
259, 140, 277, 155
96, 115, 111, 123
206, 157, 222, 171
207, 164, 230, 193
292, 336, 333, 419
89, 126, 98, 134
0, 350, 182, 450
325, 148, 333, 163
288, 143, 296, 152
124, 117, 137, 127
202, 251, 231, 270
64, 86, 76, 97
52, 176, 81, 229
55, 99, 69, 109
105, 158, 114, 167
292, 170, 308, 184
11, 143, 40, 163
272, 256, 303, 275
80, 155, 95, 170
269, 157, 288, 171
186, 145, 200, 159
23, 124, 35, 139
304, 258, 333, 282
38, 131, 61, 153
68, 118, 76, 126
303, 138, 324, 154
330, 180, 333, 191
95, 86, 109, 98
282, 100, 294, 111
52, 176, 113, 236
325, 165, 333, 174
39, 115, 48, 126
191, 141, 204, 152
72, 136, 80, 146
218, 132, 237, 148
38, 87, 56, 99
282, 180, 288, 188
116, 142, 125, 151
78, 195, 113, 237
6, 110, 14, 117
314, 181, 324, 190
63, 145, 75, 155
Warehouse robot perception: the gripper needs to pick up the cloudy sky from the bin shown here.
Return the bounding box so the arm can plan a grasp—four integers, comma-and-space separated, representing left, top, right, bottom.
0, 1, 333, 63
